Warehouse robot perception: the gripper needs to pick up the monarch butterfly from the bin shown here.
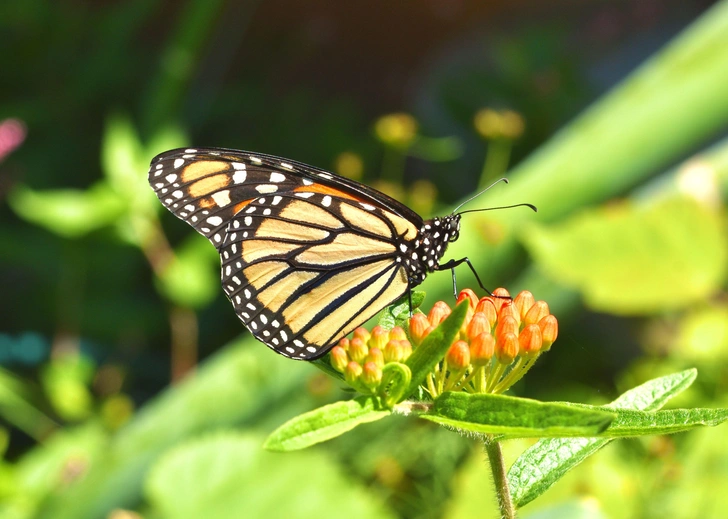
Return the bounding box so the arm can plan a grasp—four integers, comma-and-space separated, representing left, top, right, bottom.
148, 148, 531, 360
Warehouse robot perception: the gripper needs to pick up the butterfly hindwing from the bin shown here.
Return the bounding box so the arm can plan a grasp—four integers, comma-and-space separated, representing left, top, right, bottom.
218, 192, 410, 359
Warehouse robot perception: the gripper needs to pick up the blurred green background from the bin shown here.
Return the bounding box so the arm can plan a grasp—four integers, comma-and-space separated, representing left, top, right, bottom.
2, 1, 728, 518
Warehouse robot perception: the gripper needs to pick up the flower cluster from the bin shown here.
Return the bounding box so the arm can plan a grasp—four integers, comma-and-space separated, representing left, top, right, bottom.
329, 288, 558, 397
419, 288, 558, 396
329, 326, 412, 395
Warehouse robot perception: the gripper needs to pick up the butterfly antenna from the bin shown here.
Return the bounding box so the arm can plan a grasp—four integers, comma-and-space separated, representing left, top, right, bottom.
457, 202, 537, 216
451, 178, 510, 215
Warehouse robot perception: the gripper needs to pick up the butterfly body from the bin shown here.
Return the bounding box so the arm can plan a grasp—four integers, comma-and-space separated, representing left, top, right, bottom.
149, 148, 461, 360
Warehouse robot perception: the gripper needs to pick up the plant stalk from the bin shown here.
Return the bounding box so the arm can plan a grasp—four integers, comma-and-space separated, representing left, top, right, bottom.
484, 435, 516, 519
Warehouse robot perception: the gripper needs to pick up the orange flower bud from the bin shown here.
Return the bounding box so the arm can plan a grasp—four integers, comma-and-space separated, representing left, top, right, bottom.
518, 324, 542, 358
366, 347, 384, 367
399, 339, 413, 359
353, 327, 371, 343
523, 301, 549, 326
490, 287, 511, 313
384, 340, 405, 363
428, 301, 452, 326
389, 326, 407, 342
495, 314, 519, 339
466, 313, 490, 341
409, 313, 430, 345
538, 315, 558, 351
496, 332, 519, 364
475, 298, 497, 330
469, 332, 495, 366
459, 305, 475, 338
349, 337, 369, 363
446, 340, 471, 370
337, 337, 350, 351
344, 361, 363, 385
370, 326, 389, 350
330, 346, 349, 373
513, 291, 535, 321
362, 361, 383, 388
498, 302, 521, 327
456, 288, 479, 310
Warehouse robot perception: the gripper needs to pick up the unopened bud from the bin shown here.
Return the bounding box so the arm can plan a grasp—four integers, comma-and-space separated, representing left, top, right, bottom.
366, 347, 384, 367
524, 301, 549, 326
446, 340, 471, 370
389, 326, 407, 342
518, 324, 542, 357
538, 315, 558, 351
384, 340, 406, 363
353, 327, 371, 344
491, 287, 511, 313
337, 337, 350, 351
467, 313, 490, 340
370, 326, 389, 350
409, 313, 430, 346
496, 332, 519, 364
475, 298, 498, 330
495, 314, 519, 339
513, 291, 535, 321
456, 289, 479, 310
469, 333, 495, 366
349, 337, 369, 363
428, 301, 452, 326
344, 361, 363, 385
498, 302, 521, 327
362, 361, 383, 389
330, 346, 349, 373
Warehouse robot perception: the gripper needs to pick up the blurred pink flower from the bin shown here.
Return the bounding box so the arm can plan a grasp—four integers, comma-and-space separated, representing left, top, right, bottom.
0, 118, 26, 162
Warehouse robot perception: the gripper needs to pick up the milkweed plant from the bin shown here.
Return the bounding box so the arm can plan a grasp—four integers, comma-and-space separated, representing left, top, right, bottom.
264, 289, 728, 518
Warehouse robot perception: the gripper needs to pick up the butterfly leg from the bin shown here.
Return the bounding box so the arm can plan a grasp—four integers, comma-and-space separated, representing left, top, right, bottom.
437, 257, 494, 298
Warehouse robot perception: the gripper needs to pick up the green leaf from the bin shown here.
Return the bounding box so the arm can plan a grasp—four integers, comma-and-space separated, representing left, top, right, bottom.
521, 197, 728, 315
586, 406, 728, 437
607, 368, 697, 411
404, 301, 468, 398
508, 369, 701, 508
155, 234, 219, 308
422, 392, 614, 437
264, 396, 390, 452
7, 183, 126, 238
146, 432, 395, 519
378, 291, 425, 330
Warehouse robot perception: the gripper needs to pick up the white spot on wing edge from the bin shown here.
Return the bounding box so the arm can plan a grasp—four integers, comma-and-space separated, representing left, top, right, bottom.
233, 171, 247, 184
256, 185, 278, 194
280, 162, 294, 170
270, 172, 286, 183
322, 195, 332, 207
173, 158, 184, 169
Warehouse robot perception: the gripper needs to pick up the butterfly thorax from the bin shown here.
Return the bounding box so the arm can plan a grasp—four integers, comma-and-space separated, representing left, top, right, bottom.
404, 214, 461, 287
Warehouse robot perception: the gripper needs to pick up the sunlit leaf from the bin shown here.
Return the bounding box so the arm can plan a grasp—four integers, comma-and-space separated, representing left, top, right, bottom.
155, 234, 218, 308
8, 183, 126, 238
522, 197, 728, 315
508, 369, 702, 508
422, 392, 614, 437
264, 396, 390, 452
146, 432, 395, 519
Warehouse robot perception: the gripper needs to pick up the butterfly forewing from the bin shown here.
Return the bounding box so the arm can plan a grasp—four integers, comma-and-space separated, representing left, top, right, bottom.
149, 148, 421, 360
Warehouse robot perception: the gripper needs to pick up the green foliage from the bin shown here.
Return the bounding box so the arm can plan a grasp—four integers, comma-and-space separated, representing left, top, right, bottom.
377, 290, 425, 330
264, 396, 391, 452
145, 432, 394, 519
522, 196, 728, 314
423, 393, 614, 437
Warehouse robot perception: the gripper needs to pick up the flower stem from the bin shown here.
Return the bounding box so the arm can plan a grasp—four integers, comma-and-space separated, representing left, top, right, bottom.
484, 435, 516, 519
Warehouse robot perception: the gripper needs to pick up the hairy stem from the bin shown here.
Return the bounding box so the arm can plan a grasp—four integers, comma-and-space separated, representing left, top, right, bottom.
484, 435, 516, 519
